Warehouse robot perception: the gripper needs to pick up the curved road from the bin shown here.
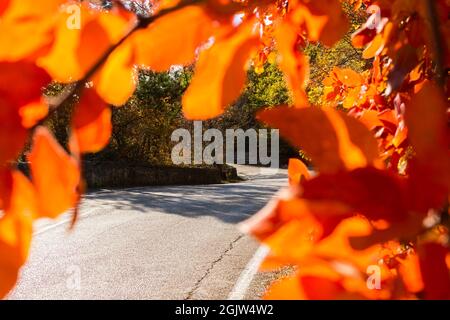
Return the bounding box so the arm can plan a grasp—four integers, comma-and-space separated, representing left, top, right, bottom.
8, 166, 286, 300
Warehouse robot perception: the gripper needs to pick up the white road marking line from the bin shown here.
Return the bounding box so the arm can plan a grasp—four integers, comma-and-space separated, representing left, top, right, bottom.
228, 245, 270, 300
33, 207, 98, 236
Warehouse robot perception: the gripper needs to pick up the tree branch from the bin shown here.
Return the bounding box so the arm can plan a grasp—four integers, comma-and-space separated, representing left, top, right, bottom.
33, 0, 203, 130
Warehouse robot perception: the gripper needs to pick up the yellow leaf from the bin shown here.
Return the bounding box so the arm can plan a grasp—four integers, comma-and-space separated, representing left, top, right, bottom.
95, 43, 136, 106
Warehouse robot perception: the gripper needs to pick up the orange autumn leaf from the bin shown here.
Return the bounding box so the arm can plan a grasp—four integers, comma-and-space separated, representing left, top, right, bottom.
70, 89, 112, 154
288, 158, 310, 185
94, 43, 136, 106
0, 169, 35, 298
263, 219, 321, 262
362, 33, 384, 59
239, 188, 297, 242
133, 4, 216, 72
19, 99, 49, 129
35, 4, 136, 106
333, 67, 364, 88
361, 22, 393, 59
349, 214, 423, 251
391, 124, 408, 148
77, 12, 130, 76
36, 13, 85, 82
0, 170, 36, 220
183, 22, 258, 120
352, 26, 377, 49
29, 127, 80, 219
294, 0, 349, 47
358, 110, 384, 130
274, 21, 310, 106
38, 7, 129, 83
323, 67, 366, 108
305, 0, 349, 47
157, 0, 183, 11
352, 10, 388, 50
240, 188, 354, 262
265, 262, 366, 300
75, 17, 115, 79
0, 211, 33, 298
0, 0, 64, 61
312, 217, 382, 271
258, 106, 381, 173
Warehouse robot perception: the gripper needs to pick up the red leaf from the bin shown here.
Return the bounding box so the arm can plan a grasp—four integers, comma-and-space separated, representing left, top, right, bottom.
418, 243, 450, 299
405, 82, 450, 212
302, 167, 409, 222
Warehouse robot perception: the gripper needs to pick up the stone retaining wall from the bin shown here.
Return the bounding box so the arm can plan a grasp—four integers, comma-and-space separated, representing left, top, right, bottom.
83, 162, 225, 189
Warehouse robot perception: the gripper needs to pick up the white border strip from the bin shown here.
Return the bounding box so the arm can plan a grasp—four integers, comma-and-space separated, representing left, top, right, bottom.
228, 245, 270, 300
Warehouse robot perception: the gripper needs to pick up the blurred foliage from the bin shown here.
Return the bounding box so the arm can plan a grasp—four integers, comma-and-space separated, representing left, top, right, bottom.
305, 2, 370, 105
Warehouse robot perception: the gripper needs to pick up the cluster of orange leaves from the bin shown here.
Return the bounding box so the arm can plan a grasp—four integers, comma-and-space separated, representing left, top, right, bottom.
0, 0, 448, 299
241, 0, 450, 299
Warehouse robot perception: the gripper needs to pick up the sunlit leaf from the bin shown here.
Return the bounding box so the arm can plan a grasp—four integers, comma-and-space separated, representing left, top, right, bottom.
0, 169, 35, 298
288, 158, 310, 185
133, 5, 215, 72
183, 22, 258, 119
258, 107, 381, 173
70, 89, 112, 154
29, 127, 80, 219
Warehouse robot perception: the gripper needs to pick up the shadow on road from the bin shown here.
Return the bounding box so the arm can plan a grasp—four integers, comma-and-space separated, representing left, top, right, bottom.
82, 178, 286, 224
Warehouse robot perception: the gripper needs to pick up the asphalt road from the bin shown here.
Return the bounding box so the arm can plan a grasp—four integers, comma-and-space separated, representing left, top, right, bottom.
8, 166, 287, 300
